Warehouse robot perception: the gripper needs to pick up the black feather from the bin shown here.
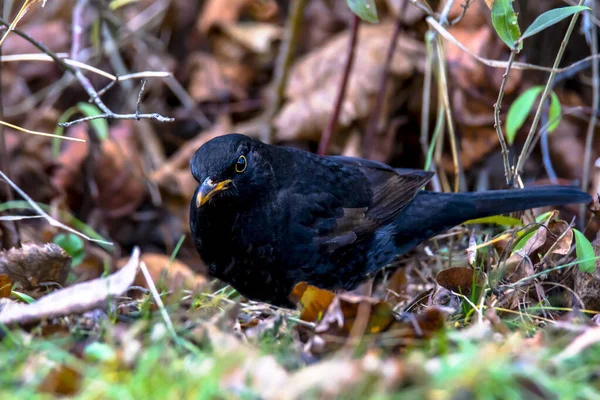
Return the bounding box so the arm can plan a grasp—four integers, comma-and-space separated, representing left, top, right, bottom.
189, 133, 592, 307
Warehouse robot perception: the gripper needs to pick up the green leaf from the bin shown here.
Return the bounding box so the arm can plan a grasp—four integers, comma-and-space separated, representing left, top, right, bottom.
84, 342, 117, 363
462, 215, 523, 227
506, 86, 543, 144
11, 290, 36, 304
548, 91, 562, 132
512, 229, 537, 253
573, 229, 595, 273
77, 103, 109, 141
346, 0, 378, 23
520, 6, 590, 42
535, 211, 554, 224
53, 233, 86, 267
491, 0, 522, 50
52, 103, 109, 157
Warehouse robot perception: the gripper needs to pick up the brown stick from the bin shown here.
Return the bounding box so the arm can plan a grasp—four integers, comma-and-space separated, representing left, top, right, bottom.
362, 0, 408, 158
318, 14, 360, 156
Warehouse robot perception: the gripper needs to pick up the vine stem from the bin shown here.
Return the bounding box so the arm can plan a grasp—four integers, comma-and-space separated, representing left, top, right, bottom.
581, 0, 598, 229
318, 14, 360, 156
493, 50, 517, 186
513, 0, 587, 184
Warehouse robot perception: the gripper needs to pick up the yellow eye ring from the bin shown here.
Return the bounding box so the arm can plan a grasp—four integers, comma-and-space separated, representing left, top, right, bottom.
235, 155, 247, 173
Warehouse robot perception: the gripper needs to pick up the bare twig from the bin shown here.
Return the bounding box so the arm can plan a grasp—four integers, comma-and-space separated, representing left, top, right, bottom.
0, 17, 174, 129
318, 14, 360, 155
581, 0, 598, 229
0, 2, 20, 248
513, 1, 587, 183
0, 169, 112, 246
493, 50, 517, 186
265, 0, 308, 144
363, 0, 408, 158
426, 16, 600, 74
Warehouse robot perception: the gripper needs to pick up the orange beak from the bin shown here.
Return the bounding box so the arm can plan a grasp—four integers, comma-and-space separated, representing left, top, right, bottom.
195, 178, 232, 207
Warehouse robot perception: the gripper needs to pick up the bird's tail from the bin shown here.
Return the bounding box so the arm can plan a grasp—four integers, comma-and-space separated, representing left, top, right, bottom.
466, 185, 591, 218
392, 185, 591, 254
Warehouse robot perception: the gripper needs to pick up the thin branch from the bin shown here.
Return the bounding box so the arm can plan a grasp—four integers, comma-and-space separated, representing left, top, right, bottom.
581, 0, 598, 230
0, 120, 85, 142
0, 1, 20, 248
426, 16, 600, 74
0, 170, 112, 246
513, 1, 587, 182
318, 14, 360, 156
0, 17, 174, 128
363, 0, 408, 158
493, 50, 517, 186
265, 0, 308, 144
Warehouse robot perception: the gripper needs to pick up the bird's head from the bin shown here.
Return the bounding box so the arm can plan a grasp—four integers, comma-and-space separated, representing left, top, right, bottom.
190, 133, 273, 209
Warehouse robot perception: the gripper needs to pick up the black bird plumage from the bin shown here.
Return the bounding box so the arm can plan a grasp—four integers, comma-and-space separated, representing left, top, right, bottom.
189, 133, 591, 307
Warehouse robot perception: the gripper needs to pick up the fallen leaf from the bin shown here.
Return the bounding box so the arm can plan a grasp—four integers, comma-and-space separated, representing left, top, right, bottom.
0, 274, 11, 298
52, 121, 147, 219
436, 266, 486, 297
0, 242, 71, 289
290, 281, 336, 322
0, 247, 140, 325
117, 252, 207, 292
275, 23, 424, 142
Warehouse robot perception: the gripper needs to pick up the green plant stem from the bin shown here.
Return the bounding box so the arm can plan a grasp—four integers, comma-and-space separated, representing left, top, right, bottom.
581, 0, 598, 229
435, 34, 462, 192
493, 50, 517, 186
513, 0, 587, 183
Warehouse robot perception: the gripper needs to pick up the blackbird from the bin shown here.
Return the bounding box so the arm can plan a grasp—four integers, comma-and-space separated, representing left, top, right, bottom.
190, 133, 591, 307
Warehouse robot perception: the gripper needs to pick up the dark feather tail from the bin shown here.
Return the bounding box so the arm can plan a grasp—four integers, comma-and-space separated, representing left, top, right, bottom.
467, 185, 591, 218
392, 185, 591, 256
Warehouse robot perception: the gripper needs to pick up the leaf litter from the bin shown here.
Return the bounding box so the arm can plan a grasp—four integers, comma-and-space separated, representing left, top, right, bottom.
0, 0, 599, 398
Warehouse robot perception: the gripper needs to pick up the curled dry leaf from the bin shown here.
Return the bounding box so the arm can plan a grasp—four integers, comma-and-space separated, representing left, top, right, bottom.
435, 266, 486, 297
275, 23, 424, 142
187, 53, 248, 103
290, 281, 336, 322
0, 242, 71, 289
0, 247, 140, 326
52, 121, 147, 218
117, 252, 207, 292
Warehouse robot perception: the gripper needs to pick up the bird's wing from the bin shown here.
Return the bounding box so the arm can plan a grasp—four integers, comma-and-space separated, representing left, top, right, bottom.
329, 156, 434, 223
280, 154, 434, 254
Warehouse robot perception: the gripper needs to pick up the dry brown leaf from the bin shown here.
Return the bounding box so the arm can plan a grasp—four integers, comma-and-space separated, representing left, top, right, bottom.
270, 353, 407, 399
187, 53, 248, 102
216, 23, 282, 55
52, 121, 147, 218
36, 364, 81, 396
275, 23, 424, 141
0, 247, 140, 325
0, 242, 71, 289
446, 0, 488, 29
290, 281, 336, 322
117, 252, 207, 292
0, 274, 12, 298
436, 266, 486, 297
197, 0, 248, 34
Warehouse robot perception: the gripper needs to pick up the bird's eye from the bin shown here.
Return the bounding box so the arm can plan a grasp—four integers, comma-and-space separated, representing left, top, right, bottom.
235, 155, 247, 173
